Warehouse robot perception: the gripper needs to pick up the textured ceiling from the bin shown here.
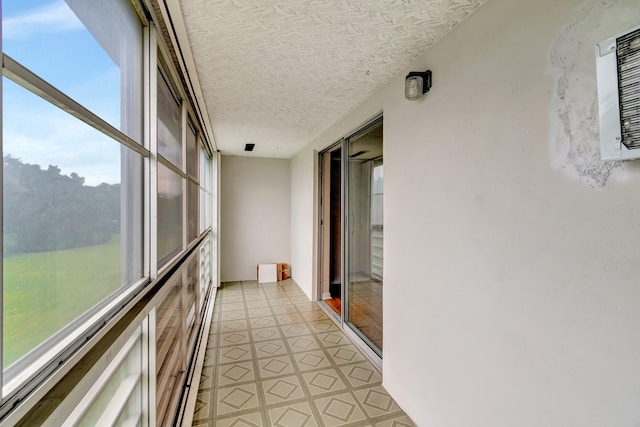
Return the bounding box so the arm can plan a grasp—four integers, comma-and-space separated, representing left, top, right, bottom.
179, 0, 486, 158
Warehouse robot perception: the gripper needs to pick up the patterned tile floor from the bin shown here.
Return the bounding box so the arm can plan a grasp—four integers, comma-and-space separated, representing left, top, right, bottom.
192, 279, 415, 427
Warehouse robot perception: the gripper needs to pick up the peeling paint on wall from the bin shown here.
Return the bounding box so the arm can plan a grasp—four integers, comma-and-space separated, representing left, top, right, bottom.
548, 0, 640, 188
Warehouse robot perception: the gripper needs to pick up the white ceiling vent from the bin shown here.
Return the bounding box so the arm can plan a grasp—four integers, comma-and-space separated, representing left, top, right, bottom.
596, 26, 640, 161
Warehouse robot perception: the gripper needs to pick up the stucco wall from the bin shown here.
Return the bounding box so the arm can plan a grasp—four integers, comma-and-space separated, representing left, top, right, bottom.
290, 0, 640, 425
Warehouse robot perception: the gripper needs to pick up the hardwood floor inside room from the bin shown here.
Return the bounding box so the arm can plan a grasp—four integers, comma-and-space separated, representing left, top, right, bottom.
348, 280, 382, 350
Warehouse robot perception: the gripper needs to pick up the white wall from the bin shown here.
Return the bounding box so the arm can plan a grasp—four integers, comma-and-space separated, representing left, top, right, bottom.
220, 156, 290, 282
290, 0, 640, 425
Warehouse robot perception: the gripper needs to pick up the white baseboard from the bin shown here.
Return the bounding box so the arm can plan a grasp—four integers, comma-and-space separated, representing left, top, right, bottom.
322, 292, 332, 300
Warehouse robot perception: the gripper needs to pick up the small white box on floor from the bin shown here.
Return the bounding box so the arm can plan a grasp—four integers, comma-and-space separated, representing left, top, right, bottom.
257, 264, 278, 283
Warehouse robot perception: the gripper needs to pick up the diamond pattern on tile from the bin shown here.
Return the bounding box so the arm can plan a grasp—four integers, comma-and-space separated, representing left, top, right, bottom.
262, 376, 306, 404
307, 320, 338, 333
326, 345, 366, 365
199, 366, 214, 389
250, 316, 277, 328
193, 280, 412, 426
219, 362, 255, 386
275, 313, 305, 325
220, 295, 243, 304
341, 363, 382, 387
266, 297, 291, 306
217, 384, 260, 416
293, 351, 331, 371
192, 389, 211, 421
220, 345, 252, 364
220, 332, 250, 346
273, 305, 298, 315
254, 340, 287, 358
245, 300, 269, 309
247, 308, 272, 318
268, 402, 318, 427
220, 320, 248, 332
315, 393, 367, 426
221, 302, 245, 312
287, 336, 319, 352
302, 369, 347, 395
252, 327, 281, 342
280, 323, 311, 337
354, 386, 402, 418
300, 311, 328, 322
214, 411, 265, 427
258, 356, 295, 378
317, 332, 347, 347
221, 310, 246, 321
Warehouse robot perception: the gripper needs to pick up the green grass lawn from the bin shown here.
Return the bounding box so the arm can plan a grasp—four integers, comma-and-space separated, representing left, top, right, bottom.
3, 236, 121, 368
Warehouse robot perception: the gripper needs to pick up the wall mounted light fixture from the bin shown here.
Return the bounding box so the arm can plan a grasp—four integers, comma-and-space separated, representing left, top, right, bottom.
405, 70, 432, 101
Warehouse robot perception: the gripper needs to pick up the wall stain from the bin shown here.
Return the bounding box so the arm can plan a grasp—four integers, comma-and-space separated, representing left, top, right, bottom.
548, 0, 640, 188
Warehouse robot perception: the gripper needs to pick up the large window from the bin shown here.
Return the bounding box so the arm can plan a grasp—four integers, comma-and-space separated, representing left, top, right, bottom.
2, 0, 145, 393
1, 0, 216, 423
2, 0, 143, 141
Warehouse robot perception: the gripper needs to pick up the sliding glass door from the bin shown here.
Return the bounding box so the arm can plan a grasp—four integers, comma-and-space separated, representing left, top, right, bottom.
345, 118, 383, 355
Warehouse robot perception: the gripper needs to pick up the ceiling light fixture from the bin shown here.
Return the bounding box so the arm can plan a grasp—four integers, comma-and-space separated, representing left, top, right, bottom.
405, 70, 432, 101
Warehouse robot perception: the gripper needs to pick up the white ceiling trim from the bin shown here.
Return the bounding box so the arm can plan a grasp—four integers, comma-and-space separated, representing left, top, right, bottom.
179, 0, 486, 158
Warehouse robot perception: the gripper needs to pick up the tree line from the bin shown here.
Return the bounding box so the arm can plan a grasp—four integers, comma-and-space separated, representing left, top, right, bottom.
3, 155, 120, 255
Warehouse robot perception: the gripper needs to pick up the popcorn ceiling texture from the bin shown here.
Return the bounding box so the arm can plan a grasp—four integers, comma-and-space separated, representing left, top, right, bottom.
548, 0, 640, 187
180, 0, 486, 158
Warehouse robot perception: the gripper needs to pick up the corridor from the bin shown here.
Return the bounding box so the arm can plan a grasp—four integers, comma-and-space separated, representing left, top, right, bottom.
191, 280, 413, 426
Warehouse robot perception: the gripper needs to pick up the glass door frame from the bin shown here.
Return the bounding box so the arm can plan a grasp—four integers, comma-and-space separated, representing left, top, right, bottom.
317, 114, 383, 369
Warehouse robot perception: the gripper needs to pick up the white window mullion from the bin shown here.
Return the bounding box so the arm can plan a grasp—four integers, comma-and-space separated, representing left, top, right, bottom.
148, 25, 159, 280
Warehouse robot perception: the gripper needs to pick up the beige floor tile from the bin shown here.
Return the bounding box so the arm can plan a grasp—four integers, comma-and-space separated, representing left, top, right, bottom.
340, 362, 383, 388
216, 383, 261, 416
192, 389, 212, 422
217, 361, 256, 386
257, 355, 296, 379
219, 344, 253, 364
219, 320, 248, 333
325, 345, 367, 365
292, 350, 332, 372
219, 331, 251, 346
275, 313, 305, 325
302, 368, 348, 396
194, 281, 411, 427
272, 305, 298, 315
260, 375, 306, 405
214, 411, 265, 427
249, 316, 277, 328
247, 308, 272, 318
221, 310, 246, 321
220, 302, 245, 312
306, 320, 339, 333
266, 297, 291, 306
199, 366, 214, 389
286, 335, 320, 353
375, 415, 416, 427
253, 339, 288, 358
268, 402, 319, 427
316, 331, 349, 348
245, 300, 270, 309
251, 326, 283, 342
353, 386, 403, 418
280, 322, 312, 338
314, 392, 367, 426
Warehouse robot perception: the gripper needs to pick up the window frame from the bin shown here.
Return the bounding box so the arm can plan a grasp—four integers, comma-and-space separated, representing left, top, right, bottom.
0, 0, 218, 422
